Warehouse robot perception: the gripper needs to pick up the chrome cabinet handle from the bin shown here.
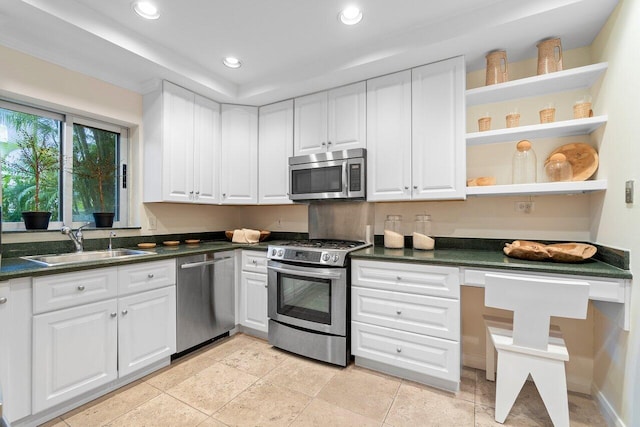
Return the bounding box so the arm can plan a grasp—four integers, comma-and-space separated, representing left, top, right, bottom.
327, 141, 332, 146
122, 309, 128, 315
77, 285, 85, 291
396, 310, 402, 315
147, 273, 154, 279
413, 185, 418, 190
252, 260, 257, 265
396, 347, 402, 353
321, 142, 326, 146
0, 297, 7, 304
404, 186, 409, 190
396, 276, 402, 281
110, 312, 117, 318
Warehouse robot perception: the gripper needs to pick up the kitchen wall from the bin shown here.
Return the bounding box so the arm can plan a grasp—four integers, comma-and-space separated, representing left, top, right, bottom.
590, 0, 640, 425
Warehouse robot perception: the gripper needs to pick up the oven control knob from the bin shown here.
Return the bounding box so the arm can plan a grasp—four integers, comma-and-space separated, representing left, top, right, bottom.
277, 249, 284, 257
331, 254, 340, 263
271, 249, 277, 256
322, 253, 330, 262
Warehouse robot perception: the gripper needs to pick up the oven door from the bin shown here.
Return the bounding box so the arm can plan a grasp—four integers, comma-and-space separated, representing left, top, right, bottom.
267, 260, 347, 336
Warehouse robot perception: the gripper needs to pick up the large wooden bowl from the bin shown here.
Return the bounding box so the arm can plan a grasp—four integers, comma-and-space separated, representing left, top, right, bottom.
504, 240, 596, 263
225, 230, 271, 242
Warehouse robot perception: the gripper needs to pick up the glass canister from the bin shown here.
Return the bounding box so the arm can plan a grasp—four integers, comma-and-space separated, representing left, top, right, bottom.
413, 214, 434, 250
383, 215, 404, 249
545, 153, 573, 182
512, 140, 537, 184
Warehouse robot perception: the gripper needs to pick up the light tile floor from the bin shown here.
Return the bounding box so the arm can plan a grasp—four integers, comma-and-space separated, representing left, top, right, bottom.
40, 333, 607, 427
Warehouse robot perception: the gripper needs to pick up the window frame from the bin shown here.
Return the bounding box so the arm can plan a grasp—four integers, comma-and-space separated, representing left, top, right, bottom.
1, 99, 130, 231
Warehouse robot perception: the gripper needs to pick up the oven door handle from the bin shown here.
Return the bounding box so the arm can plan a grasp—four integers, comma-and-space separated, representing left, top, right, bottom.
268, 265, 344, 280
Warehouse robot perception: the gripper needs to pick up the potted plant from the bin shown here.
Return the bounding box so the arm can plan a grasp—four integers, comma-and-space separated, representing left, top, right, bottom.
2, 112, 60, 230
72, 125, 118, 227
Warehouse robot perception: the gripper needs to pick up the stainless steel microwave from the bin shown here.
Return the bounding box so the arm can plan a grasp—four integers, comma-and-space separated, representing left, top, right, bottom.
289, 148, 366, 201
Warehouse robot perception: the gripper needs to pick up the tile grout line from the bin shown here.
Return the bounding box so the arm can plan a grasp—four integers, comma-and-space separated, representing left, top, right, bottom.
380, 377, 403, 426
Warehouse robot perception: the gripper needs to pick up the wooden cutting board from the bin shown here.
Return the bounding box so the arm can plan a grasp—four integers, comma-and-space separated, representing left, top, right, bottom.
545, 143, 598, 181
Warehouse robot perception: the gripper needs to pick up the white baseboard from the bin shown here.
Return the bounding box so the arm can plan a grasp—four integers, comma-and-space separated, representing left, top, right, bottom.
592, 383, 626, 427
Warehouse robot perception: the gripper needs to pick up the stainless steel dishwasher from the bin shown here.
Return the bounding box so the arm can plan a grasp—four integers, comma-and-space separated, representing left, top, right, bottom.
176, 251, 235, 353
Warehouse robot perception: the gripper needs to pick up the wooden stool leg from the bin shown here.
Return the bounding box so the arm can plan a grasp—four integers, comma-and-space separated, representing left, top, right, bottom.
531, 360, 570, 427
495, 351, 529, 423
486, 326, 496, 381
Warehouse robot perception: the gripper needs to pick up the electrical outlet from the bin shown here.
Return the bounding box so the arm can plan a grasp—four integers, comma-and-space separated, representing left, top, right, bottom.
515, 201, 534, 214
148, 214, 157, 230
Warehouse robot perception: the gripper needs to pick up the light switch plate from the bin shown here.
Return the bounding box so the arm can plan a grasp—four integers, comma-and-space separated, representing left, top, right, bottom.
625, 180, 634, 204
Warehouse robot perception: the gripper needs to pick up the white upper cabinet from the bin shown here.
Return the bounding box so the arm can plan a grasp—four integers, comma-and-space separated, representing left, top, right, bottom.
220, 104, 259, 204
412, 56, 466, 200
367, 57, 466, 202
143, 81, 221, 204
194, 95, 221, 203
327, 82, 366, 152
294, 82, 366, 155
366, 70, 412, 201
161, 81, 195, 202
258, 100, 294, 204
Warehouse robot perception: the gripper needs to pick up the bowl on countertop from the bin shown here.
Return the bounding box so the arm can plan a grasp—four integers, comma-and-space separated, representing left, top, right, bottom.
225, 230, 271, 242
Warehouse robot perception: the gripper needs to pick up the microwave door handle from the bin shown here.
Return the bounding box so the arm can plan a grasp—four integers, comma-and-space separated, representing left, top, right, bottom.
342, 162, 349, 195
268, 265, 344, 280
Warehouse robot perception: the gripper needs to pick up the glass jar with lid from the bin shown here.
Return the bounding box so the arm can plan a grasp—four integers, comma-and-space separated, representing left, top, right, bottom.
545, 153, 573, 182
413, 214, 434, 250
383, 215, 404, 249
512, 139, 537, 184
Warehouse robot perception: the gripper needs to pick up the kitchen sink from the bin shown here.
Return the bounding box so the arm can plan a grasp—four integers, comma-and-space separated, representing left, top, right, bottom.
22, 249, 155, 267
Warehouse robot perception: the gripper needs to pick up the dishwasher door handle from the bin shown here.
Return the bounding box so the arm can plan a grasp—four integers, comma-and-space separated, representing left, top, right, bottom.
180, 257, 232, 269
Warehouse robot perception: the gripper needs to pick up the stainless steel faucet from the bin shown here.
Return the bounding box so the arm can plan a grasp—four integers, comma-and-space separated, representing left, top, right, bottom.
108, 231, 116, 251
61, 222, 91, 252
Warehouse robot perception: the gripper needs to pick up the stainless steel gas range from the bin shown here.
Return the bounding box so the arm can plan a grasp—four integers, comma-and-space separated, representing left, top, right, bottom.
267, 239, 370, 366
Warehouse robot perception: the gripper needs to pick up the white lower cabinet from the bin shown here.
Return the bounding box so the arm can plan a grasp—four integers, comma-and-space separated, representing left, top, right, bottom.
351, 259, 461, 391
239, 251, 268, 334
32, 260, 177, 413
0, 278, 32, 423
118, 286, 176, 377
33, 299, 118, 412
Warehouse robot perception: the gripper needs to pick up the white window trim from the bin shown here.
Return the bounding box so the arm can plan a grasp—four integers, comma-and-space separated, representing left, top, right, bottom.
0, 100, 131, 231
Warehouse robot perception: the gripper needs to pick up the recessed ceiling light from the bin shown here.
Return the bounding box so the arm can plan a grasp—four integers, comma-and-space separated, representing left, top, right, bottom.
339, 6, 363, 25
223, 57, 242, 69
132, 1, 160, 20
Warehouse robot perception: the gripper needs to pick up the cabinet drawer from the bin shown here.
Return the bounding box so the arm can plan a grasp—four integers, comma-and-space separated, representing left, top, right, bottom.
352, 286, 460, 340
463, 268, 626, 303
118, 260, 176, 296
352, 260, 460, 298
352, 321, 460, 383
33, 268, 118, 314
241, 250, 268, 274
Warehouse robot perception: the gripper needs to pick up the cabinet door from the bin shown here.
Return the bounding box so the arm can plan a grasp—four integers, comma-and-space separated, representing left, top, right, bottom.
162, 81, 195, 202
258, 100, 294, 204
118, 286, 176, 377
220, 104, 258, 204
240, 272, 268, 333
328, 82, 366, 151
0, 279, 32, 423
366, 71, 412, 201
33, 299, 118, 412
411, 56, 466, 200
194, 94, 221, 204
294, 92, 328, 155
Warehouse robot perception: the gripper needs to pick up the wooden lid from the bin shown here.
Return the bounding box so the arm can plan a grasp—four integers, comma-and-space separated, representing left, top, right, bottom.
548, 153, 567, 162
545, 143, 598, 181
516, 140, 532, 151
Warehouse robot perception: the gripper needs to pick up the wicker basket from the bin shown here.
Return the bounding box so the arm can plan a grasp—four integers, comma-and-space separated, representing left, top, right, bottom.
539, 108, 556, 123
478, 117, 491, 132
573, 102, 592, 119
506, 113, 520, 128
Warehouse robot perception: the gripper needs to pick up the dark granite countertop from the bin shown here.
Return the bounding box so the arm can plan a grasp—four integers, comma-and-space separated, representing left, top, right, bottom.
0, 240, 272, 280
350, 246, 632, 279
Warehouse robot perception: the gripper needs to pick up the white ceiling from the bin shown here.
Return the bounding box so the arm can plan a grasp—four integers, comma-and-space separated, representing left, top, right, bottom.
0, 0, 618, 105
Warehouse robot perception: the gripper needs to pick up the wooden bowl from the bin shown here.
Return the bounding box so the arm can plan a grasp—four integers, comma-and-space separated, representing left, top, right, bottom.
504, 240, 597, 263
545, 143, 598, 181
225, 230, 271, 242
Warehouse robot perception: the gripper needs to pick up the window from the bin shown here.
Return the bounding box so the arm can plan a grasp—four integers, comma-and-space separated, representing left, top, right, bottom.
0, 100, 129, 230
